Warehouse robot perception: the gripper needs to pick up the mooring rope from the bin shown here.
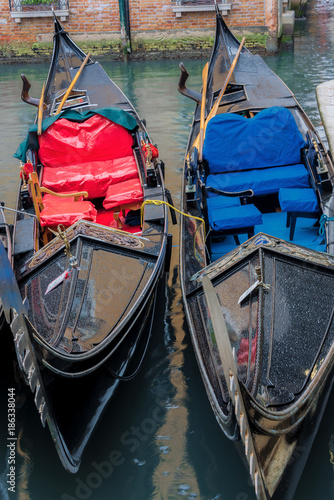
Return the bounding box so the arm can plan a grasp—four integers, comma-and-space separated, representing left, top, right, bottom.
140, 199, 205, 233
319, 214, 334, 236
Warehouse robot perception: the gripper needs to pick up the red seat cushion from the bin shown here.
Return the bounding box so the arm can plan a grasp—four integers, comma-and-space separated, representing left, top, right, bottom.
42, 156, 139, 199
40, 198, 97, 227
102, 178, 143, 210
38, 115, 134, 167
39, 115, 137, 199
110, 157, 139, 184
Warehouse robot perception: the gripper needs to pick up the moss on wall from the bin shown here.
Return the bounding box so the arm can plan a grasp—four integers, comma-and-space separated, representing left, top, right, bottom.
0, 32, 277, 64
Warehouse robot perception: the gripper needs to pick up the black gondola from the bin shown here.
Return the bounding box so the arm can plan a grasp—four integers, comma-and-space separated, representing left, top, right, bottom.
178, 6, 334, 500
0, 15, 172, 472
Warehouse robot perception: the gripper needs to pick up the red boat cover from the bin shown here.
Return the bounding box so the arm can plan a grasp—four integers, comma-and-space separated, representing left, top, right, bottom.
42, 156, 139, 199
40, 199, 97, 227
39, 115, 137, 199
38, 115, 134, 167
103, 178, 143, 210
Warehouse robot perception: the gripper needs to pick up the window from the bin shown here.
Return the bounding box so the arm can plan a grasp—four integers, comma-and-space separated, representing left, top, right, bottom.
9, 0, 69, 23
172, 0, 231, 18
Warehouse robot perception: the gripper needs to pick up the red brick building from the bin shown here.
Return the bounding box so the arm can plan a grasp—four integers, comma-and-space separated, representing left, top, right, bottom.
0, 1, 289, 59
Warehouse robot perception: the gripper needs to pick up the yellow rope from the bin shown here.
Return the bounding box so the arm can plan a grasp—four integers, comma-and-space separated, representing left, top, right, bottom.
140, 199, 205, 235
49, 224, 79, 268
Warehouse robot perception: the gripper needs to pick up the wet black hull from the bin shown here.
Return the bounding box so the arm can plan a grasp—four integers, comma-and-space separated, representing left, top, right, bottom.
28, 283, 159, 471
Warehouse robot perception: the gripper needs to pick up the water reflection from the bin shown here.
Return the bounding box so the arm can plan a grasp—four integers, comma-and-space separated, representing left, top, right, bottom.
152, 269, 200, 500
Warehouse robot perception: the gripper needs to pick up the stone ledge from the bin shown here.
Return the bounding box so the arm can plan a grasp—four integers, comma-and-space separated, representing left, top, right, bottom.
172, 2, 231, 18
10, 9, 69, 23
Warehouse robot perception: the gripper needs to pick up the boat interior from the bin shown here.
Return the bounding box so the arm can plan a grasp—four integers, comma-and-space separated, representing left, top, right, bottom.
18, 108, 159, 250
187, 105, 331, 262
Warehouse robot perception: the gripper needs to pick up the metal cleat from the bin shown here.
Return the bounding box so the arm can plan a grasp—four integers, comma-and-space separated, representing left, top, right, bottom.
34, 381, 42, 410
235, 392, 240, 418
254, 472, 260, 498
39, 400, 47, 427
28, 366, 37, 392
23, 349, 32, 373
11, 313, 21, 332
239, 412, 245, 439
249, 452, 255, 479
229, 375, 235, 398
244, 428, 249, 457
14, 328, 28, 357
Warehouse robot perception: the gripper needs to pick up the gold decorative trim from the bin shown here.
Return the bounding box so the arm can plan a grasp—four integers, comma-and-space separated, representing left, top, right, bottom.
28, 221, 144, 270
192, 233, 334, 282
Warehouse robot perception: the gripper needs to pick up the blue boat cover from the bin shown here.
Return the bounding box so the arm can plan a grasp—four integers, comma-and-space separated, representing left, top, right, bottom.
279, 188, 319, 213
207, 164, 310, 197
209, 204, 263, 231
203, 107, 307, 174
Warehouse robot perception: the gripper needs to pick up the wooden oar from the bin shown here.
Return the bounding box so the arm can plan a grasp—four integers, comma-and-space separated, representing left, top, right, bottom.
190, 36, 246, 156
198, 62, 209, 162
201, 276, 267, 500
37, 82, 45, 136
55, 52, 91, 115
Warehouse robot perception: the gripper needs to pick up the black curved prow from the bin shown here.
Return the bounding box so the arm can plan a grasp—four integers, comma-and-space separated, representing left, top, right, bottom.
178, 62, 202, 103
20, 74, 47, 109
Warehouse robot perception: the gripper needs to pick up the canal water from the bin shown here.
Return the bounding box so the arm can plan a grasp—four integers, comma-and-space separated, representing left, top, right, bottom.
1, 0, 334, 499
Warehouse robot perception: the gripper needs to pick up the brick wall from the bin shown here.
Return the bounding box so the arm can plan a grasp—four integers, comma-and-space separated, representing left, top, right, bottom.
0, 0, 278, 50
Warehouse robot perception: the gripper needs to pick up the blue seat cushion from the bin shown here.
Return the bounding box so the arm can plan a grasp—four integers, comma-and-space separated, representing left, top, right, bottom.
207, 164, 310, 197
203, 107, 307, 174
279, 188, 319, 213
207, 195, 241, 211
209, 204, 263, 232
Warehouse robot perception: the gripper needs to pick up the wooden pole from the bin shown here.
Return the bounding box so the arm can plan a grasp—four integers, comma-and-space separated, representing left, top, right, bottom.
190, 36, 246, 156
198, 62, 209, 162
55, 53, 91, 115
37, 83, 45, 136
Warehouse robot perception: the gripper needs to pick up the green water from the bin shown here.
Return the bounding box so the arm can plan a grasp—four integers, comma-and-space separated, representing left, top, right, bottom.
1, 1, 334, 499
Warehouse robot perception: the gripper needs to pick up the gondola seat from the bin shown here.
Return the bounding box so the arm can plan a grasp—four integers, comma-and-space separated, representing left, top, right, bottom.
103, 177, 144, 228
203, 106, 309, 198
42, 155, 139, 199
278, 187, 320, 240
40, 196, 97, 227
208, 203, 263, 242
206, 164, 310, 197
28, 171, 97, 244
206, 194, 241, 227
39, 115, 138, 199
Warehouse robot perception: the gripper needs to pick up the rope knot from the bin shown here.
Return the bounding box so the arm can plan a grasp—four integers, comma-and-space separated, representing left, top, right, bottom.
319, 214, 334, 236
49, 224, 79, 269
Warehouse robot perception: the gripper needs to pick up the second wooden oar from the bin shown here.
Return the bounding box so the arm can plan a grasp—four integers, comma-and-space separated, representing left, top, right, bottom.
55, 52, 91, 115
191, 36, 245, 155
37, 82, 45, 136
198, 62, 209, 162
201, 275, 267, 500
